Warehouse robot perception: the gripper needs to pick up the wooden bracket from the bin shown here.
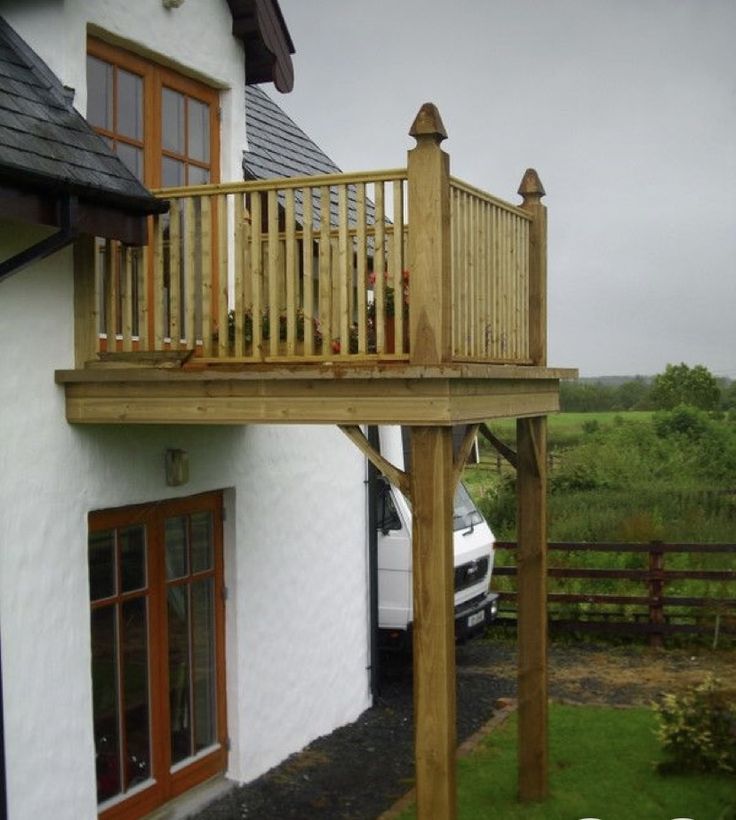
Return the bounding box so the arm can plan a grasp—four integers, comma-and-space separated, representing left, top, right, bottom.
452, 423, 480, 490
479, 423, 518, 470
338, 425, 411, 499
519, 418, 543, 479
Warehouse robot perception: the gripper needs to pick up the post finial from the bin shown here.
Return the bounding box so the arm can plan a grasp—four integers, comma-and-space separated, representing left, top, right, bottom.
409, 103, 448, 144
518, 168, 546, 206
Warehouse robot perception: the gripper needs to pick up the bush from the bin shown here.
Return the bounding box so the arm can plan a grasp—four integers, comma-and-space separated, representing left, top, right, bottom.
654, 675, 736, 774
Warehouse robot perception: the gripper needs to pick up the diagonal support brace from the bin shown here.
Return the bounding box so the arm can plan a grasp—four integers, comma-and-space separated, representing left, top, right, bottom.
338, 425, 411, 499
452, 423, 480, 490
479, 422, 518, 470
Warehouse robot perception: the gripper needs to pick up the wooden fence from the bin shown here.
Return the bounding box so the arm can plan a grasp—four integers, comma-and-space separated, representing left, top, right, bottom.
493, 541, 736, 646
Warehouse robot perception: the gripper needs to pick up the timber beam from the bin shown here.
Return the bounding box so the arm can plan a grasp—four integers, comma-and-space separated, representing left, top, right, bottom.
55, 367, 572, 426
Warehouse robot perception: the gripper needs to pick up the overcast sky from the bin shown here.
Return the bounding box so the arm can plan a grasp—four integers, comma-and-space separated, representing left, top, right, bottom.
275, 0, 736, 378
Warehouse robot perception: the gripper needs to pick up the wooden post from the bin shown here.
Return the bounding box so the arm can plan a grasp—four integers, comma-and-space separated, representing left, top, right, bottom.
410, 426, 457, 820
73, 235, 98, 367
407, 103, 452, 365
648, 541, 665, 649
516, 415, 548, 801
518, 169, 547, 366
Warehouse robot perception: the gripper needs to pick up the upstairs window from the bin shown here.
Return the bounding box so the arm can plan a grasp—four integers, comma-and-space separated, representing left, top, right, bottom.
86, 38, 219, 189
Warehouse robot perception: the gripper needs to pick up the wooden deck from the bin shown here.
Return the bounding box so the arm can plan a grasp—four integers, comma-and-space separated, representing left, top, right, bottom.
59, 105, 572, 427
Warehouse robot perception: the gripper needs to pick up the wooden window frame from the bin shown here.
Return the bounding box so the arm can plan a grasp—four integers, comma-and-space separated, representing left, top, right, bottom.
89, 492, 227, 820
87, 37, 221, 190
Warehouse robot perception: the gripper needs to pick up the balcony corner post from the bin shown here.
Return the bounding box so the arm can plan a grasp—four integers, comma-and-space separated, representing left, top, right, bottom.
407, 103, 452, 365
518, 169, 547, 366
73, 235, 98, 367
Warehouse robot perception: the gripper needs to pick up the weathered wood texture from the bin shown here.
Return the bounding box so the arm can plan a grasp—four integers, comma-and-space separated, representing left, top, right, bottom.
76, 164, 542, 370
516, 415, 548, 802
410, 426, 457, 820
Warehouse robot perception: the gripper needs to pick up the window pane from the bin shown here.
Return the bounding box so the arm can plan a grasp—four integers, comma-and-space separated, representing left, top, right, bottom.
187, 98, 209, 163
117, 68, 143, 140
86, 55, 113, 130
91, 605, 120, 803
122, 597, 150, 789
115, 142, 143, 182
89, 530, 116, 600
162, 156, 185, 187
168, 585, 192, 764
162, 87, 185, 153
187, 165, 210, 186
192, 579, 216, 751
120, 525, 146, 592
191, 512, 213, 573
165, 516, 188, 579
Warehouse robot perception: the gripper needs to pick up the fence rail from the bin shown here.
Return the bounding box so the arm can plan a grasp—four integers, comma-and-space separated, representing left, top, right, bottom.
493, 541, 736, 646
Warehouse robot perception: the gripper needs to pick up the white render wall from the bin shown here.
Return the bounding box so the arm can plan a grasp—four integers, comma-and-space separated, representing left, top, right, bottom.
3, 0, 247, 183
0, 228, 371, 819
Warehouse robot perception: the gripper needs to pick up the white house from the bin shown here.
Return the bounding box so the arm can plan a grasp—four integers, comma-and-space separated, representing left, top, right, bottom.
0, 3, 373, 818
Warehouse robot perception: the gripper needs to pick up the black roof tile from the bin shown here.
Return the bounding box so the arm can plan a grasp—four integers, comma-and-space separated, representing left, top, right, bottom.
244, 85, 377, 229
0, 16, 163, 215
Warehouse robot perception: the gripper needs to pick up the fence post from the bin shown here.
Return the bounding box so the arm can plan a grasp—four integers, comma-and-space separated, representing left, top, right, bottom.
407, 103, 452, 365
518, 169, 547, 366
648, 541, 665, 648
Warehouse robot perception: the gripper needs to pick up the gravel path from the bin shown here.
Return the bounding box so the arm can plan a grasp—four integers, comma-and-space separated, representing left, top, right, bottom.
193, 636, 734, 819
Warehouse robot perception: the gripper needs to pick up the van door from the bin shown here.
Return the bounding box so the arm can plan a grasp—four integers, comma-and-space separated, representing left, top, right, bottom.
375, 480, 411, 629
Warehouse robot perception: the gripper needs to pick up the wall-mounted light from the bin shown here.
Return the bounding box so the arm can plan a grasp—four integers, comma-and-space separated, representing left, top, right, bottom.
165, 449, 189, 486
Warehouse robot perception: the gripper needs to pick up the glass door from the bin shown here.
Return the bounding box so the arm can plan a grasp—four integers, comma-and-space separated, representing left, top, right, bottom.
88, 492, 226, 820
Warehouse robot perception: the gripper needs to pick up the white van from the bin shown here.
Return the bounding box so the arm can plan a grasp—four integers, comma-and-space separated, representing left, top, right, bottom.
374, 426, 498, 649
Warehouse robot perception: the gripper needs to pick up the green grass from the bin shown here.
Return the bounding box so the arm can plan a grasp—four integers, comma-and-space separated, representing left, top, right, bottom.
396, 704, 736, 819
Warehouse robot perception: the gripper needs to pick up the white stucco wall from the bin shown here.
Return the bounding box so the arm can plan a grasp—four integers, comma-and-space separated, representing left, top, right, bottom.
3, 0, 247, 182
0, 229, 371, 818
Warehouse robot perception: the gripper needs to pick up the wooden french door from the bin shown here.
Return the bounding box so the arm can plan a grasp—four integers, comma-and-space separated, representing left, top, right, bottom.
88, 492, 226, 820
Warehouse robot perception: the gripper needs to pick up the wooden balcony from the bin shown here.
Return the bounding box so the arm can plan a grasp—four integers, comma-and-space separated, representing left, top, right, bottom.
57, 105, 574, 426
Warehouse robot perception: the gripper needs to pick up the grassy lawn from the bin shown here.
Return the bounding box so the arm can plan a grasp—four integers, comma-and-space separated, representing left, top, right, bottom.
396, 704, 735, 819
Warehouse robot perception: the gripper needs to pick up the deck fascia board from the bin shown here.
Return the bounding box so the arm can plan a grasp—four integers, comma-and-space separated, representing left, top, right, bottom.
56, 364, 574, 425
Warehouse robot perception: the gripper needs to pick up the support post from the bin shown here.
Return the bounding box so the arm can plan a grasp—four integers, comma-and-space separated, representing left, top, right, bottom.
410, 426, 457, 820
407, 103, 452, 365
74, 235, 99, 367
516, 415, 548, 801
518, 170, 547, 366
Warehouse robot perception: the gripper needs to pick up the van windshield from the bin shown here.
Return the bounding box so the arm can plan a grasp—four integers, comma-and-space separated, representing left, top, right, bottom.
453, 483, 484, 532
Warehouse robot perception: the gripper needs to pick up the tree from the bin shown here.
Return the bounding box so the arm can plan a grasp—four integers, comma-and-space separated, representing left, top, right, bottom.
650, 363, 721, 411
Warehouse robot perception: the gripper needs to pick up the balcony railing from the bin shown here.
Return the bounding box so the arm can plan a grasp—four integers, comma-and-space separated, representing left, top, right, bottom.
80, 112, 546, 370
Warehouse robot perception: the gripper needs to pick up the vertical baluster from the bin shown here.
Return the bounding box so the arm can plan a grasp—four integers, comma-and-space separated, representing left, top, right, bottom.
233, 193, 246, 358
267, 189, 279, 357
338, 185, 350, 355
121, 245, 133, 352
285, 188, 297, 355
200, 195, 212, 356
184, 197, 196, 348
319, 186, 331, 349
374, 182, 385, 353
168, 199, 181, 346
250, 192, 262, 356
302, 188, 314, 354
104, 238, 117, 353
356, 182, 367, 354
153, 212, 164, 351
216, 193, 229, 357
392, 180, 405, 354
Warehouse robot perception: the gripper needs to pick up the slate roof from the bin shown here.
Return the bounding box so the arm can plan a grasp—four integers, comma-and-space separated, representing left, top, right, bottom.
0, 16, 163, 214
244, 85, 377, 228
